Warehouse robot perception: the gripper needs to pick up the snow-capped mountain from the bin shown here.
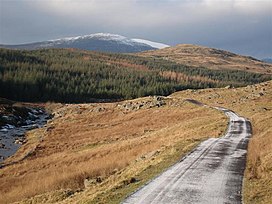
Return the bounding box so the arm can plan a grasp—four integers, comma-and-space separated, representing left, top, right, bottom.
0, 33, 169, 53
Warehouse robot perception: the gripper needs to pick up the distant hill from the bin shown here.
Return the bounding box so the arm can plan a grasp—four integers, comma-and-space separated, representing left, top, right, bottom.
0, 33, 169, 53
262, 58, 272, 64
138, 44, 272, 74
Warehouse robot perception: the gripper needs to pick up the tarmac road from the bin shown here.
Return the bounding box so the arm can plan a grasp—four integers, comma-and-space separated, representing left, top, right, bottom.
122, 105, 252, 204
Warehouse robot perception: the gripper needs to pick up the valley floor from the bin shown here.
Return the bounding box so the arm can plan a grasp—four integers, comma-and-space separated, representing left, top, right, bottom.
0, 81, 271, 204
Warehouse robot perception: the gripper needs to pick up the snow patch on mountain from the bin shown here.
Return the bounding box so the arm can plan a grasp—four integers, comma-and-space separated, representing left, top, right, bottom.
49, 33, 129, 44
132, 38, 169, 49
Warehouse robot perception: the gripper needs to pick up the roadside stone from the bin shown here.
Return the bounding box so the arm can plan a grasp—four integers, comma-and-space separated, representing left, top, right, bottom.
123, 177, 139, 185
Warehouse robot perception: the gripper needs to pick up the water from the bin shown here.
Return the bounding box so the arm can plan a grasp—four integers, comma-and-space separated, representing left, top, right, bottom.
0, 108, 49, 162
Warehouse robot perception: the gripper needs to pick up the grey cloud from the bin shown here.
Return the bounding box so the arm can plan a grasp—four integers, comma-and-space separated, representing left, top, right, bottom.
0, 0, 271, 58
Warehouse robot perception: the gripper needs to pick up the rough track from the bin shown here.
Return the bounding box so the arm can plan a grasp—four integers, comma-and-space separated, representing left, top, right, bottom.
122, 104, 252, 204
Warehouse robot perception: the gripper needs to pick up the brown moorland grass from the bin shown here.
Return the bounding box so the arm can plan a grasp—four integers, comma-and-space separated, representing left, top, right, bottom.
138, 44, 272, 74
1, 81, 271, 204
171, 80, 272, 204
0, 97, 227, 204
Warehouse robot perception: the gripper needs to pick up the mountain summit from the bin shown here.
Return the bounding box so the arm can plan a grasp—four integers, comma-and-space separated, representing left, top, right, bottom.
0, 33, 169, 53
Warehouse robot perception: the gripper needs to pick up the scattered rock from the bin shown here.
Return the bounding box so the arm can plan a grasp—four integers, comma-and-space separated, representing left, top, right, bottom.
225, 85, 231, 89
123, 177, 139, 185
136, 150, 160, 162
14, 138, 25, 145
28, 112, 39, 120
0, 142, 6, 148
190, 89, 197, 93
112, 168, 119, 175
129, 177, 138, 183
0, 128, 8, 132
143, 129, 154, 133
5, 124, 15, 129
52, 111, 65, 118
94, 107, 105, 112
153, 96, 163, 101
83, 178, 91, 188
118, 96, 166, 111
15, 133, 25, 137
96, 177, 102, 183
84, 176, 103, 188
46, 126, 54, 132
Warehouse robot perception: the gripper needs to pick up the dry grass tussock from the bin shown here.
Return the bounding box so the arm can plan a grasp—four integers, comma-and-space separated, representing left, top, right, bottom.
0, 96, 226, 204
171, 80, 272, 204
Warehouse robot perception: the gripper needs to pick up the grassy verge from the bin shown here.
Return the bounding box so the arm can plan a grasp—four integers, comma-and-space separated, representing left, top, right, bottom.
87, 139, 201, 204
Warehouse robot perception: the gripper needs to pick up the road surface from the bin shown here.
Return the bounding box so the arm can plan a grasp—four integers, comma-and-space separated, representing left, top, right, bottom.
122, 105, 252, 204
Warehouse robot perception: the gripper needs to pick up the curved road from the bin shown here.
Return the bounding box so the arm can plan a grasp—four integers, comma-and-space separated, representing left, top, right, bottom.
122, 105, 252, 204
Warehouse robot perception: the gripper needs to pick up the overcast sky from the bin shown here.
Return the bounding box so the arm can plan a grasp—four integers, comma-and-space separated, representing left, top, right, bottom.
0, 0, 271, 58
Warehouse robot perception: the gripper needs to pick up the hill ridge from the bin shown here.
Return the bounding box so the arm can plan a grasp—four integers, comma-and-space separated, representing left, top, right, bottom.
138, 44, 272, 74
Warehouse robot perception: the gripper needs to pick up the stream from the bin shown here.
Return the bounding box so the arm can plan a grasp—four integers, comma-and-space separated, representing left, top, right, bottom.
0, 108, 49, 162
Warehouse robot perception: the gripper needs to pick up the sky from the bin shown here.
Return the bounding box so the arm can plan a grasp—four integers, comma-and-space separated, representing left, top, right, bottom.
0, 0, 271, 59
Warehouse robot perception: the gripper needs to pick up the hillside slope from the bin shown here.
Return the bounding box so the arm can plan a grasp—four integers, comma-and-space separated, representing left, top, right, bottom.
138, 44, 272, 74
1, 48, 271, 103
